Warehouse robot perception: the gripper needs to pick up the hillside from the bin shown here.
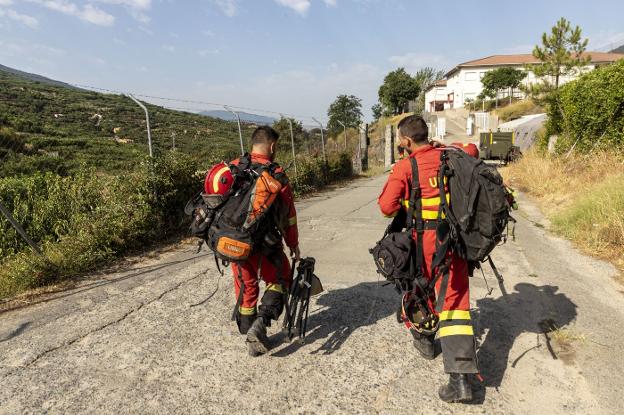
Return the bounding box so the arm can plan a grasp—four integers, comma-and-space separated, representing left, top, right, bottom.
610, 44, 624, 54
0, 69, 243, 176
0, 64, 77, 89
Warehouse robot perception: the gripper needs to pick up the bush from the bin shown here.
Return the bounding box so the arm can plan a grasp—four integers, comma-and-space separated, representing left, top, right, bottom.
0, 152, 199, 298
0, 151, 353, 298
549, 60, 624, 153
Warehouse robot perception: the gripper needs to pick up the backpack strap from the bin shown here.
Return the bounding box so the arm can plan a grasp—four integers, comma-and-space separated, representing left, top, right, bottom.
408, 158, 431, 300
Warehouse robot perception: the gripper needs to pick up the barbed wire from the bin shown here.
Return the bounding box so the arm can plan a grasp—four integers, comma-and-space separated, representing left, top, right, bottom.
70, 83, 329, 124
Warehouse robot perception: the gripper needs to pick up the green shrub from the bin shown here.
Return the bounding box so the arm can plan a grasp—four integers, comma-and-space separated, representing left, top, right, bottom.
550, 60, 624, 153
0, 151, 353, 299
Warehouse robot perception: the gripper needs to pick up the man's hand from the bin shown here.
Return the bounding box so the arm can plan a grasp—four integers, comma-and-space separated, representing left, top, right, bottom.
290, 245, 301, 262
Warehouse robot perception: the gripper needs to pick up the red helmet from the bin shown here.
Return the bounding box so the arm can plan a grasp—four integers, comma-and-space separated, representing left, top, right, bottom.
204, 162, 234, 195
452, 142, 479, 159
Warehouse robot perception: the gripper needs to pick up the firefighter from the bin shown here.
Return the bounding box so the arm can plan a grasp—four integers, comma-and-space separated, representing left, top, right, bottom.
209, 126, 300, 356
378, 115, 478, 403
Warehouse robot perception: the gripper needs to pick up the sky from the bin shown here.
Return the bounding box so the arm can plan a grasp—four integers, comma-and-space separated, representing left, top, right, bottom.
1, 0, 624, 122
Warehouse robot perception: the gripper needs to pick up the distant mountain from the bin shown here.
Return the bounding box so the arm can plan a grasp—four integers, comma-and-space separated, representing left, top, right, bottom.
0, 63, 77, 89
610, 44, 624, 54
200, 110, 276, 125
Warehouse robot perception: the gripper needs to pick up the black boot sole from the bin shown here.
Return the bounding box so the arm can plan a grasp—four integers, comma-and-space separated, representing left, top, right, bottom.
246, 333, 270, 356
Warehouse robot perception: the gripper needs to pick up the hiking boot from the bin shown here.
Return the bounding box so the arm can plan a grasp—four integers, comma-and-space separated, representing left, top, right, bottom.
246, 317, 270, 357
438, 373, 473, 403
411, 332, 435, 360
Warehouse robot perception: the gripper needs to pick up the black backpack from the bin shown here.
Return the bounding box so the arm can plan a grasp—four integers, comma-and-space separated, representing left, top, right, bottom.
185, 154, 287, 263
436, 148, 512, 263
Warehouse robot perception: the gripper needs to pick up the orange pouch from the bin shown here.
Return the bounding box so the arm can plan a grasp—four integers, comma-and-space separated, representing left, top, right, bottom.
216, 236, 252, 261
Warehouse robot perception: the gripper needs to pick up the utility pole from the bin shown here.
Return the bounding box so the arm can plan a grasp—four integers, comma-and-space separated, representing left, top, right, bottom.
224, 105, 244, 155
127, 94, 153, 158
311, 117, 326, 163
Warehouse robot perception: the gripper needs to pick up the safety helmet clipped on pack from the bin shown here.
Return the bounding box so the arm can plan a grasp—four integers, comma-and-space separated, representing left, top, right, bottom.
452, 142, 479, 159
401, 291, 439, 336
204, 162, 234, 195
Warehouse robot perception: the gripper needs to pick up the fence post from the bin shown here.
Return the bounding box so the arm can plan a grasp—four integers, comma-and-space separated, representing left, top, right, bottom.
337, 120, 347, 151
311, 117, 326, 163
281, 114, 298, 185
224, 105, 245, 156
0, 201, 44, 257
360, 123, 369, 172
127, 94, 153, 158
384, 124, 394, 169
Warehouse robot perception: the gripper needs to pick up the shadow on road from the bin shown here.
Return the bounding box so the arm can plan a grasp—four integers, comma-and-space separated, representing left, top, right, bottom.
271, 281, 397, 357
473, 283, 577, 395
0, 321, 31, 342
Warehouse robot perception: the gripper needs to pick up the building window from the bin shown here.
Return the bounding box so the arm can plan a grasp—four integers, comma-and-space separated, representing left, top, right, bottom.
465, 71, 477, 81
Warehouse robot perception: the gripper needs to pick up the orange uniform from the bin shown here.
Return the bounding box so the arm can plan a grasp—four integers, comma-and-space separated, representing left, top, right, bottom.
378, 144, 478, 374
230, 153, 299, 334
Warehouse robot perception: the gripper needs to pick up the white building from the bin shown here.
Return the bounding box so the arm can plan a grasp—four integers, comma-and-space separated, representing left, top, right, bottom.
424, 52, 624, 112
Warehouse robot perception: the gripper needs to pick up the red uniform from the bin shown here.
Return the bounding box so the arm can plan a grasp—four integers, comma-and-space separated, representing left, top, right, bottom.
230, 153, 299, 333
378, 144, 478, 374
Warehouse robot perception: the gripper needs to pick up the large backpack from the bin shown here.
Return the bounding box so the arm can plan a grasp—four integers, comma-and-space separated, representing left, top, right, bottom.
437, 147, 512, 262
186, 154, 287, 263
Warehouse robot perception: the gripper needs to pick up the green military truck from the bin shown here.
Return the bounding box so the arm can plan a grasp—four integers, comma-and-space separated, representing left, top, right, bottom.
479, 131, 521, 163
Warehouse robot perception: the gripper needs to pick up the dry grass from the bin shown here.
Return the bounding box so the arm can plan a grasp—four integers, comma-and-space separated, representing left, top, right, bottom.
495, 99, 544, 122
502, 150, 624, 272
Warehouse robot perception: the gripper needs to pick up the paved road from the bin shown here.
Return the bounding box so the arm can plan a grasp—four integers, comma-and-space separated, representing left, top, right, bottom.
1, 175, 623, 414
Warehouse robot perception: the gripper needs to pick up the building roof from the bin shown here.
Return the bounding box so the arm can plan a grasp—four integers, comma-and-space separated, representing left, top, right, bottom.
424, 78, 447, 92
444, 52, 624, 77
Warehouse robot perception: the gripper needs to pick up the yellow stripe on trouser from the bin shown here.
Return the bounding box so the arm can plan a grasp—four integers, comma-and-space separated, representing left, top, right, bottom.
266, 284, 284, 294
439, 310, 471, 321
288, 216, 297, 226
239, 306, 257, 315
438, 325, 474, 337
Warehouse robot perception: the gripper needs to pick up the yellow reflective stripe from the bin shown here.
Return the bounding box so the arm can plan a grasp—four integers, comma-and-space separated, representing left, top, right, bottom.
239, 306, 257, 316
266, 284, 284, 294
439, 310, 471, 321
438, 325, 474, 337
288, 216, 297, 226
212, 166, 230, 193
402, 195, 450, 208
422, 210, 445, 220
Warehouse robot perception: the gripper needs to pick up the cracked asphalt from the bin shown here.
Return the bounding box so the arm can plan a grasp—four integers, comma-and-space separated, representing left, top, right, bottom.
1, 175, 623, 414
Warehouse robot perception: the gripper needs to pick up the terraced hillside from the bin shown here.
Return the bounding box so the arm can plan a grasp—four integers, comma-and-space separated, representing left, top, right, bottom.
0, 69, 243, 176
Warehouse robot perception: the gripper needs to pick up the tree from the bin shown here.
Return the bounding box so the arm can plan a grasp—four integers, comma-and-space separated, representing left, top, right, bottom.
530, 17, 589, 90
481, 67, 527, 106
378, 68, 420, 115
412, 67, 445, 114
371, 103, 383, 121
272, 116, 307, 150
326, 94, 363, 136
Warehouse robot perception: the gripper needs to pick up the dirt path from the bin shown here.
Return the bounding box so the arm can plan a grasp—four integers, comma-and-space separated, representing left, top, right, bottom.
1, 176, 622, 414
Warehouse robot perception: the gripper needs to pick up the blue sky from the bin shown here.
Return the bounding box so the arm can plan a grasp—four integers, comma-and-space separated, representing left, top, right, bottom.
1, 0, 623, 122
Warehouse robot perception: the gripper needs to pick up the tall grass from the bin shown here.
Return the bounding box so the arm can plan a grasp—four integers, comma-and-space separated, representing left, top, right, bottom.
503, 150, 624, 271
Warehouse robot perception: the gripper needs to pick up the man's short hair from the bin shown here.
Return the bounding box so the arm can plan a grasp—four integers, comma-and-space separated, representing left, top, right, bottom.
251, 126, 280, 145
397, 115, 428, 143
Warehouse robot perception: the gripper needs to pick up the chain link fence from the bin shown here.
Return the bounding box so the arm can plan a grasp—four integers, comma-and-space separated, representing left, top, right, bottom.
0, 75, 363, 299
